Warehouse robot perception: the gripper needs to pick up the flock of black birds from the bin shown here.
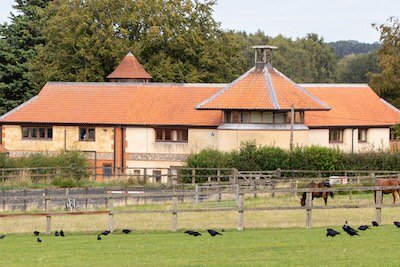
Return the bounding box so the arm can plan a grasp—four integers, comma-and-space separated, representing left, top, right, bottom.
326, 220, 400, 237
185, 229, 223, 237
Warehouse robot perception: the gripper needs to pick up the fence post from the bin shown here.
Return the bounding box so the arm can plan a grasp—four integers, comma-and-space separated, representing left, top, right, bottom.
107, 195, 114, 232
217, 173, 222, 202
232, 168, 238, 184
375, 189, 382, 225
276, 168, 281, 179
23, 189, 27, 211
305, 191, 312, 229
191, 169, 196, 184
348, 177, 353, 200
237, 192, 244, 231
370, 172, 376, 184
171, 176, 178, 232
45, 194, 51, 235
195, 184, 199, 204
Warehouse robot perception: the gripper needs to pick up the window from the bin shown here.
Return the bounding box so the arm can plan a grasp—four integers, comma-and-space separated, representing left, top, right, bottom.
241, 112, 251, 123
274, 112, 287, 123
223, 111, 303, 124
153, 170, 162, 183
358, 129, 367, 142
262, 112, 273, 123
329, 129, 344, 143
79, 127, 95, 141
390, 127, 400, 141
155, 129, 188, 142
103, 164, 112, 178
22, 126, 53, 140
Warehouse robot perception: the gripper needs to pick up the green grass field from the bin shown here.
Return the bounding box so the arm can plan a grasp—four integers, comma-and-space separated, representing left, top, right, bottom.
1, 226, 400, 266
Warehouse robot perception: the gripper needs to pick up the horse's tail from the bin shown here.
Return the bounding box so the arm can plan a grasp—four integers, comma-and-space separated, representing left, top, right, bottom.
330, 191, 334, 198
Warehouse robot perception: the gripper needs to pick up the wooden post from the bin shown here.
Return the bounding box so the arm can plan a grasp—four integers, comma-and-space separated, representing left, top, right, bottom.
276, 168, 281, 179
85, 187, 89, 209
1, 190, 5, 211
305, 191, 312, 229
45, 194, 51, 235
232, 168, 238, 184
294, 180, 299, 198
348, 177, 353, 200
375, 189, 382, 225
237, 193, 244, 231
370, 172, 376, 185
23, 189, 27, 211
171, 176, 178, 232
107, 195, 114, 232
217, 171, 222, 202
191, 169, 196, 184
195, 184, 199, 204
144, 168, 147, 184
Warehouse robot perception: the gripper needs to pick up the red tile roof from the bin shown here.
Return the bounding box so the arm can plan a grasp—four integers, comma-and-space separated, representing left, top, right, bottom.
0, 82, 223, 126
303, 84, 400, 127
196, 67, 330, 111
106, 52, 152, 80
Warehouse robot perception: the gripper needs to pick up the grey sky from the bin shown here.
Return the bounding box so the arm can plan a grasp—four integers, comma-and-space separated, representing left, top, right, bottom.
1, 0, 398, 43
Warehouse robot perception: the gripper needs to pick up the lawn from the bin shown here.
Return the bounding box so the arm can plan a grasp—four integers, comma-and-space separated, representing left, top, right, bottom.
0, 227, 400, 266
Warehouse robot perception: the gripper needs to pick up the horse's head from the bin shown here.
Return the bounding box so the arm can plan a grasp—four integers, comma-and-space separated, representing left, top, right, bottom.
322, 181, 331, 187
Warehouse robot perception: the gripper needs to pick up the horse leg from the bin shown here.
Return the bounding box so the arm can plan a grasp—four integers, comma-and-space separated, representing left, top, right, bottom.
374, 191, 376, 204
324, 195, 328, 206
393, 191, 396, 204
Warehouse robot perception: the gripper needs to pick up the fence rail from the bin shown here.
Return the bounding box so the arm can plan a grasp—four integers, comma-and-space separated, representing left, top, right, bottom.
1, 183, 400, 233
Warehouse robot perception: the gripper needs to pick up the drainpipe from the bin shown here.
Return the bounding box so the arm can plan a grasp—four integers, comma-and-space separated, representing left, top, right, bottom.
351, 128, 356, 154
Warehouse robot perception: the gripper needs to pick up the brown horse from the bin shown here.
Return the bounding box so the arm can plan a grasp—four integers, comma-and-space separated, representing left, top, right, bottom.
300, 181, 334, 206
375, 178, 400, 204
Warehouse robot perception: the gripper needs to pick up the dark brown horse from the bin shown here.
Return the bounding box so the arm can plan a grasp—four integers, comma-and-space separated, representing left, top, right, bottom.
300, 181, 334, 206
375, 178, 400, 204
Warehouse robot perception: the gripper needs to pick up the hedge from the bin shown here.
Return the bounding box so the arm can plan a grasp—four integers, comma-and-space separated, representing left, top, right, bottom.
185, 141, 400, 172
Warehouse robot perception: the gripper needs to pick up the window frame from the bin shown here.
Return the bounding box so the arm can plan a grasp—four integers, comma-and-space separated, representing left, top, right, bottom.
155, 129, 188, 143
358, 128, 368, 143
222, 110, 304, 124
329, 129, 344, 143
79, 127, 96, 141
21, 126, 53, 140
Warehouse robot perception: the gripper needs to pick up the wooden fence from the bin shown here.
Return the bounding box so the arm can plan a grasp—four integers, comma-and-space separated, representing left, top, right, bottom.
1, 184, 400, 233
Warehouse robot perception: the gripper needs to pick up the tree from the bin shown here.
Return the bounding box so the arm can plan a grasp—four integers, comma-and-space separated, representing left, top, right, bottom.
329, 40, 380, 58
0, 0, 51, 115
28, 0, 246, 86
337, 52, 380, 83
370, 17, 400, 107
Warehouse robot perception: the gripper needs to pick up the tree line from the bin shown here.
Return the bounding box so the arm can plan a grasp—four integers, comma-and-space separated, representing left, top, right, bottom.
0, 1, 399, 115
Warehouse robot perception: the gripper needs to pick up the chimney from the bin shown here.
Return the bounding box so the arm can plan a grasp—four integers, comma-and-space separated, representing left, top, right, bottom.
252, 45, 278, 70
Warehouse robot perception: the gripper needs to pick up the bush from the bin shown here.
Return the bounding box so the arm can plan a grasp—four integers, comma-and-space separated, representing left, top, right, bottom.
185, 141, 400, 172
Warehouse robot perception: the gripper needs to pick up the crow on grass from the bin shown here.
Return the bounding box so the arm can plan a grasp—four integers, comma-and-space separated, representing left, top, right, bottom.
372, 221, 380, 227
60, 230, 65, 237
358, 225, 370, 231
185, 230, 201, 236
55, 231, 59, 237
97, 235, 102, 241
37, 237, 42, 243
0, 235, 5, 239
343, 225, 359, 236
207, 229, 222, 236
394, 221, 400, 228
326, 228, 340, 237
101, 230, 111, 236
122, 229, 131, 234
33, 231, 40, 236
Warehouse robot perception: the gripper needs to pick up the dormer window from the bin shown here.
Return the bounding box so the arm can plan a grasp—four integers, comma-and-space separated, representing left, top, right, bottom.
223, 111, 304, 124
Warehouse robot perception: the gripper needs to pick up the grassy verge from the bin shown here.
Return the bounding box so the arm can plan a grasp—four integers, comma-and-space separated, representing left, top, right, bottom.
1, 227, 400, 266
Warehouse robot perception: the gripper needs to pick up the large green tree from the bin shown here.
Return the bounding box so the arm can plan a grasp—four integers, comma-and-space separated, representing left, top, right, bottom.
29, 0, 246, 86
370, 17, 400, 107
337, 52, 380, 83
0, 0, 51, 115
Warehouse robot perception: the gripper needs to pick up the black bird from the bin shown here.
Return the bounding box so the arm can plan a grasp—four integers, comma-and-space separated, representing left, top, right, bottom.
33, 231, 40, 236
358, 225, 370, 231
192, 231, 201, 236
0, 235, 5, 239
326, 228, 340, 237
60, 230, 65, 237
37, 237, 42, 243
207, 229, 222, 236
101, 230, 111, 236
343, 225, 359, 236
394, 221, 400, 228
184, 230, 194, 235
97, 234, 102, 240
221, 229, 225, 232
55, 231, 59, 237
122, 229, 131, 234
372, 221, 380, 227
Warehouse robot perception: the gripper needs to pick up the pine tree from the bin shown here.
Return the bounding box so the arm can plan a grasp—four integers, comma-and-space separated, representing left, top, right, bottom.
0, 0, 51, 115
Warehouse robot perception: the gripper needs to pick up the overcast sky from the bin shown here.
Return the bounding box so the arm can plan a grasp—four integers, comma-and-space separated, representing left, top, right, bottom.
1, 0, 398, 43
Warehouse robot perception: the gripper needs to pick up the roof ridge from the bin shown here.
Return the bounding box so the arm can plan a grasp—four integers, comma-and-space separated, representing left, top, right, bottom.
195, 67, 255, 109
380, 99, 400, 114
46, 81, 228, 88
273, 68, 331, 110
300, 83, 369, 87
263, 67, 279, 109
